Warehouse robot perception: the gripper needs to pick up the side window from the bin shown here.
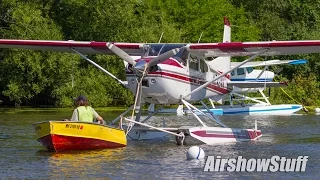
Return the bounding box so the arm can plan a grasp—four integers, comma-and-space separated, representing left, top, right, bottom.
237, 68, 245, 75
246, 67, 253, 73
189, 58, 198, 71
199, 59, 208, 73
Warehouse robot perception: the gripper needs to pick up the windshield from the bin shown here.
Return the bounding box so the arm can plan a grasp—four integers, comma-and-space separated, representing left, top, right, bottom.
246, 67, 253, 73
146, 44, 186, 56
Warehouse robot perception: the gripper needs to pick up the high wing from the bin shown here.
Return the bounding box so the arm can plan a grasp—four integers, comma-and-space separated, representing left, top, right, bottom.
231, 59, 307, 68
2, 39, 320, 57
186, 41, 320, 57
0, 39, 145, 56
227, 82, 287, 88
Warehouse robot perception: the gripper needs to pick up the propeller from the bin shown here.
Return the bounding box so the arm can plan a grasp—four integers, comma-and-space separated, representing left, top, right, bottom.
107, 43, 182, 121
106, 43, 136, 65
133, 48, 181, 114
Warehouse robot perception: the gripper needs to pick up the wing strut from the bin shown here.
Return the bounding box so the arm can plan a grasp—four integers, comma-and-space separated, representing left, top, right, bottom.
71, 48, 127, 87
183, 48, 270, 99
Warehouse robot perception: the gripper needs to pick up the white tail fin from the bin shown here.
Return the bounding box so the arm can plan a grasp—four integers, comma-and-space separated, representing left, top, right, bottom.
223, 16, 231, 43
208, 16, 231, 73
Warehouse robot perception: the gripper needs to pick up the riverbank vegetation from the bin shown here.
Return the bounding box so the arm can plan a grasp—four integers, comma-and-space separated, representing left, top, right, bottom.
0, 0, 319, 107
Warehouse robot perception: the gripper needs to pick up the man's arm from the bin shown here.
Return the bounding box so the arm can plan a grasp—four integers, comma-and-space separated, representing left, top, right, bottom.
92, 108, 104, 124
69, 109, 78, 121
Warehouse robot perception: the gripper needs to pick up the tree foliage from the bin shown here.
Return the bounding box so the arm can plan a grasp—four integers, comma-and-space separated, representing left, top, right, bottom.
0, 0, 319, 107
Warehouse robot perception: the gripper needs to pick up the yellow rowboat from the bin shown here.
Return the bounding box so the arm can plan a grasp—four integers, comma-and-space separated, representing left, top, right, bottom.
33, 121, 127, 152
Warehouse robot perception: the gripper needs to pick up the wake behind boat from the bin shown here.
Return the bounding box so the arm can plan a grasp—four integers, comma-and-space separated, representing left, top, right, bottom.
33, 121, 127, 152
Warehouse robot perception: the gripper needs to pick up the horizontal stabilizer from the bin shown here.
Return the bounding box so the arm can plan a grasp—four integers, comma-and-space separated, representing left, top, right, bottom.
227, 81, 287, 88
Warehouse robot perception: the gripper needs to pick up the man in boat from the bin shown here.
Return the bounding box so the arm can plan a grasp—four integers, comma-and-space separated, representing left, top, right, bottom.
68, 95, 105, 124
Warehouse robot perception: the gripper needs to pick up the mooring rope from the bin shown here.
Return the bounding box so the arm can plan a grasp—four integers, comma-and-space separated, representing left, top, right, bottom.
127, 65, 149, 135
274, 76, 308, 113
278, 87, 308, 113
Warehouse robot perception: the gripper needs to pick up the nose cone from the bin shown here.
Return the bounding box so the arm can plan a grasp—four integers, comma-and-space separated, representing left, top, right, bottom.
134, 59, 147, 73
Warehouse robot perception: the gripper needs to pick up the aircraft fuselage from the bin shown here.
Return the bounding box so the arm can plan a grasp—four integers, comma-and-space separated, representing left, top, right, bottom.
125, 58, 229, 105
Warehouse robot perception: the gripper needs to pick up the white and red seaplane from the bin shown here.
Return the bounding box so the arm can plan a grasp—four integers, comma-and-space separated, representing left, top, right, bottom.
1, 19, 320, 145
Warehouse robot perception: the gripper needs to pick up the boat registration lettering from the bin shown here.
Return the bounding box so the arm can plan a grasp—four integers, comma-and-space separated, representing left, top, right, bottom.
65, 124, 83, 130
34, 126, 41, 131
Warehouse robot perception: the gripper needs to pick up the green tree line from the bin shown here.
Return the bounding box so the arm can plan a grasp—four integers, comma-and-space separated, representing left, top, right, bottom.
0, 0, 319, 107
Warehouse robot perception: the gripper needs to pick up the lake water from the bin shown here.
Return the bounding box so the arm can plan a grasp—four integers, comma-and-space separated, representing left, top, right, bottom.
0, 109, 320, 179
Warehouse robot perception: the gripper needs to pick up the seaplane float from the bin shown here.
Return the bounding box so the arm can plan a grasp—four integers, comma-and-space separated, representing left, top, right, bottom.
1, 17, 320, 151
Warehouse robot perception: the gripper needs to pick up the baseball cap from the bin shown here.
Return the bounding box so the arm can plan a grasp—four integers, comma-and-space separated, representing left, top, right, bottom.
75, 95, 88, 101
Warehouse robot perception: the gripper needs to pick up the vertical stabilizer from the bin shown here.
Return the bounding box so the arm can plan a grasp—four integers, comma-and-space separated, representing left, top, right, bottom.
223, 16, 231, 43
208, 16, 231, 73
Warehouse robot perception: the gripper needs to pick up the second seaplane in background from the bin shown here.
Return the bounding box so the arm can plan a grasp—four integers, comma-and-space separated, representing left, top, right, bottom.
149, 58, 308, 116
1, 17, 320, 145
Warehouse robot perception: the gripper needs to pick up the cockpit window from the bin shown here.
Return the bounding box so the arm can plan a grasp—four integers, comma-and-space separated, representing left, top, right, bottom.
146, 44, 185, 56
189, 58, 198, 71
200, 59, 208, 72
246, 67, 253, 73
145, 44, 188, 65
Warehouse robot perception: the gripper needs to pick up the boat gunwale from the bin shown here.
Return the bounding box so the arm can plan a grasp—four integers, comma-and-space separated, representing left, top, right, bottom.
32, 120, 124, 131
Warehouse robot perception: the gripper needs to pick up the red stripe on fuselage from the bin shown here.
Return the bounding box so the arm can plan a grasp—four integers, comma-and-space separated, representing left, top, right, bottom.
132, 58, 231, 80
130, 71, 229, 94
128, 58, 230, 92
156, 71, 229, 94
135, 58, 183, 68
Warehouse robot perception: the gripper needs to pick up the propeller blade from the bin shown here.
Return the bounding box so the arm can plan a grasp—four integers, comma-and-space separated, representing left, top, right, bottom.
147, 48, 181, 67
107, 43, 136, 65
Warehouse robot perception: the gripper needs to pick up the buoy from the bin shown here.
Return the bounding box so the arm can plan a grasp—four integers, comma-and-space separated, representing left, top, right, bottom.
315, 107, 320, 113
186, 146, 205, 160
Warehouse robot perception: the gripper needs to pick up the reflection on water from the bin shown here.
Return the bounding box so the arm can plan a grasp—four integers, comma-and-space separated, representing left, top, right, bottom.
47, 148, 126, 179
0, 109, 319, 179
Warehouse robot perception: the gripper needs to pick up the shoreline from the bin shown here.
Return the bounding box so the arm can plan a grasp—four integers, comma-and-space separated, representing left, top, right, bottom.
0, 105, 319, 114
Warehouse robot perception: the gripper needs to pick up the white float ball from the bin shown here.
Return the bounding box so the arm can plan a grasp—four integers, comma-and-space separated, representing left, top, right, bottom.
186, 146, 205, 160
315, 108, 320, 113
